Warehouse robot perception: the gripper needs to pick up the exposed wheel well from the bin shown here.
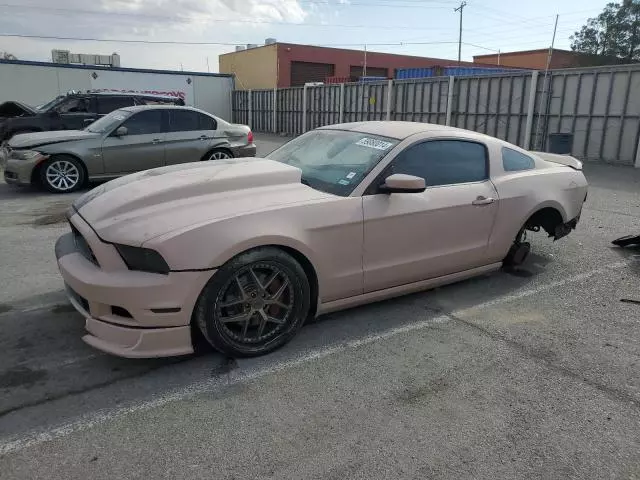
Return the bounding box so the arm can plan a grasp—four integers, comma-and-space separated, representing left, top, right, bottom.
201, 147, 233, 161
31, 153, 88, 186
525, 207, 564, 237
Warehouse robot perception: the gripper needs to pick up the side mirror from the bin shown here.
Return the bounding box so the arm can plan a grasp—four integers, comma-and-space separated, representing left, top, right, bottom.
379, 174, 426, 194
114, 126, 128, 137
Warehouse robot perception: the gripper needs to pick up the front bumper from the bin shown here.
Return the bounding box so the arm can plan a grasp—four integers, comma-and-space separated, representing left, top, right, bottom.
4, 156, 40, 185
55, 213, 215, 358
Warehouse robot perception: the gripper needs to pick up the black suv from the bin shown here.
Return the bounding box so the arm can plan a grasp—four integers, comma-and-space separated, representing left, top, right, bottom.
0, 91, 185, 141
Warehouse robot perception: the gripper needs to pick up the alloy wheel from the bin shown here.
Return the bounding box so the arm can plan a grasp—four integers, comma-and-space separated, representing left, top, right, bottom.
209, 151, 231, 160
215, 263, 294, 345
45, 160, 80, 192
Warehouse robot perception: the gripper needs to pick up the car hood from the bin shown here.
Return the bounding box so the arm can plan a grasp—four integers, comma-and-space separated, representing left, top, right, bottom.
73, 158, 333, 246
9, 130, 100, 148
0, 100, 37, 119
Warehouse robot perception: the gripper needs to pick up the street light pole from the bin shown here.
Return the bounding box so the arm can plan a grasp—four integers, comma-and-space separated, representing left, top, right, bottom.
454, 1, 467, 65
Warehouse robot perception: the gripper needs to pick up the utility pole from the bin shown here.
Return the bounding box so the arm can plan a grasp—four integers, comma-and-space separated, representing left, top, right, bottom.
534, 13, 559, 150
454, 1, 467, 65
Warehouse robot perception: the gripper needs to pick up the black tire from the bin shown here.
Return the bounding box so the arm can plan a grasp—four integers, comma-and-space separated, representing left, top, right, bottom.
195, 247, 310, 357
203, 148, 234, 161
39, 155, 85, 193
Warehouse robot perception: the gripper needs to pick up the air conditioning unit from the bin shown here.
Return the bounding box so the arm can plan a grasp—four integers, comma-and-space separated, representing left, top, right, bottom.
235, 46, 246, 52
51, 49, 70, 64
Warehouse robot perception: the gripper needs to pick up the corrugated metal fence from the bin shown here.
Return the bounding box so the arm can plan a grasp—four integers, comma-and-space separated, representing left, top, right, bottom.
233, 64, 640, 166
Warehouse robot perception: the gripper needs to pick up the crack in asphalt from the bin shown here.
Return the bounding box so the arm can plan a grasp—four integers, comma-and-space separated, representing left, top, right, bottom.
429, 306, 640, 410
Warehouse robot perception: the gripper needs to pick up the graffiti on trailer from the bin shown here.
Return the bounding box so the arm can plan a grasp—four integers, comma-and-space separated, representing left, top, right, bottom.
91, 88, 187, 100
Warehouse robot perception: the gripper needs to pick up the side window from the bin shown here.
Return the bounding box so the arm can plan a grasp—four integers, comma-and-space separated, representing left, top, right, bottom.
170, 110, 200, 132
57, 98, 90, 114
97, 96, 135, 115
502, 147, 535, 172
120, 110, 163, 135
198, 113, 217, 130
390, 140, 488, 187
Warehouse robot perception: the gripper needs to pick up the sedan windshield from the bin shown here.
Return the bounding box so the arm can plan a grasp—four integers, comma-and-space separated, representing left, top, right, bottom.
266, 130, 399, 196
85, 110, 131, 133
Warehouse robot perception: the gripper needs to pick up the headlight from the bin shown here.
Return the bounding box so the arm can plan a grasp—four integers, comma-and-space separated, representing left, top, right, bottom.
12, 150, 47, 160
114, 244, 170, 275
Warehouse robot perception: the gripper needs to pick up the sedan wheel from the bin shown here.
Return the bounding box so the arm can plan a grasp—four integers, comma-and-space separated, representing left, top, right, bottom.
195, 248, 310, 357
208, 150, 232, 160
41, 157, 85, 193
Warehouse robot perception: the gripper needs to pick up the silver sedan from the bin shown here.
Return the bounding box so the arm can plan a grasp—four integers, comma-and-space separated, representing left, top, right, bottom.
3, 105, 256, 193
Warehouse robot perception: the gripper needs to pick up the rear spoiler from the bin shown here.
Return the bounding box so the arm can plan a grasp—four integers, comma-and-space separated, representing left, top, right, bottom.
531, 151, 583, 171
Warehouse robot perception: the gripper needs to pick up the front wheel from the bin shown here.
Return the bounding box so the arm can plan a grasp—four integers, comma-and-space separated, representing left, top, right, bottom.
40, 155, 85, 193
195, 248, 310, 357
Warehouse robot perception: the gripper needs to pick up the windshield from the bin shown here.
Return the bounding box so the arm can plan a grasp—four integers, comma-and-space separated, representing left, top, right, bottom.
36, 96, 65, 112
266, 130, 399, 196
85, 110, 132, 133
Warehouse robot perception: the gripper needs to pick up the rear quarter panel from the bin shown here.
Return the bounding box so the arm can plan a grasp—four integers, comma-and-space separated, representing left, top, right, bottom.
486, 142, 587, 262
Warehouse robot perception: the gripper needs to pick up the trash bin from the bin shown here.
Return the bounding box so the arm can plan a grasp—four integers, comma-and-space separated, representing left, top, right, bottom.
548, 133, 573, 154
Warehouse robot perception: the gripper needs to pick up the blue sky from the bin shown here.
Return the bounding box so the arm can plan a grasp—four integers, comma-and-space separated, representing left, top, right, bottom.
0, 0, 611, 72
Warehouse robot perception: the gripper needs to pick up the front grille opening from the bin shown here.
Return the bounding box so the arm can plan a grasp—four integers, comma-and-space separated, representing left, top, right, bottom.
111, 306, 133, 318
67, 284, 90, 313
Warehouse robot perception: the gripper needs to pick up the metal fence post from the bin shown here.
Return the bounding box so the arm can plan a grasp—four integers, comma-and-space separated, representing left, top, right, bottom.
445, 76, 455, 126
273, 87, 277, 134
386, 79, 393, 121
247, 89, 253, 129
339, 83, 345, 123
302, 85, 308, 133
523, 71, 539, 150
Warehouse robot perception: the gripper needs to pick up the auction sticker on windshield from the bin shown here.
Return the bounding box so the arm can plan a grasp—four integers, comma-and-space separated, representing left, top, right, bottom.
355, 137, 394, 151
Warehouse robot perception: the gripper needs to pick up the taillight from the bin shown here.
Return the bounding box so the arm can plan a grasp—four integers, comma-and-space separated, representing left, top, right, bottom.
247, 130, 254, 144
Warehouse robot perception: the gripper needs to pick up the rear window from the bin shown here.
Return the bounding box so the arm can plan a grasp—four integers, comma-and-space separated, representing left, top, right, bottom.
502, 147, 535, 171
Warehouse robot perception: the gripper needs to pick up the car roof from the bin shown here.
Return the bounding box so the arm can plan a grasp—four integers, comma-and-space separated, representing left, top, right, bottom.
318, 121, 493, 141
118, 105, 212, 115
74, 91, 181, 101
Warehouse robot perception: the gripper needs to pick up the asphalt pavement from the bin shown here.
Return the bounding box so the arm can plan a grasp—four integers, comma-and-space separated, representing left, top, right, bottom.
1, 139, 640, 479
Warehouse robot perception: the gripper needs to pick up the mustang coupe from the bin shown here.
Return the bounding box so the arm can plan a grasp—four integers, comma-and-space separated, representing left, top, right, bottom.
55, 122, 588, 358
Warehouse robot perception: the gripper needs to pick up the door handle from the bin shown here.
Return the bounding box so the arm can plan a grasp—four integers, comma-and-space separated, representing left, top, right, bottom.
472, 196, 496, 206
198, 135, 208, 140
152, 138, 162, 144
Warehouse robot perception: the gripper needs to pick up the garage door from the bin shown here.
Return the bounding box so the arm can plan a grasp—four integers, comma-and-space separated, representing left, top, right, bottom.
290, 61, 335, 86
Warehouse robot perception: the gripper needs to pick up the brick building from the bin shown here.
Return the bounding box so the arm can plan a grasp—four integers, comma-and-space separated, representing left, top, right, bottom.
474, 48, 622, 70
219, 41, 482, 90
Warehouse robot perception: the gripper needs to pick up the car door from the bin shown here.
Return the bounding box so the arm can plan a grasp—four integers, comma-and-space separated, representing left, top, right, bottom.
362, 139, 499, 293
164, 110, 218, 165
101, 109, 167, 174
57, 97, 95, 130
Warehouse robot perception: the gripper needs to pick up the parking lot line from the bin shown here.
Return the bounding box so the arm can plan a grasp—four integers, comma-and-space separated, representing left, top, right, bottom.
0, 259, 632, 456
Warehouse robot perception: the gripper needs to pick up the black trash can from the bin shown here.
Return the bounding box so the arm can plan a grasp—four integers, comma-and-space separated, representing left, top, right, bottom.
548, 133, 573, 154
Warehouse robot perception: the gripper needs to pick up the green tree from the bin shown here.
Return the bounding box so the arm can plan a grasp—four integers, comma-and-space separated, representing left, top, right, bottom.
571, 0, 640, 62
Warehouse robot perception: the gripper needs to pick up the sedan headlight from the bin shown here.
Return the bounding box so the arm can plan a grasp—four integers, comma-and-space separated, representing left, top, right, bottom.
12, 150, 47, 160
114, 244, 170, 275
